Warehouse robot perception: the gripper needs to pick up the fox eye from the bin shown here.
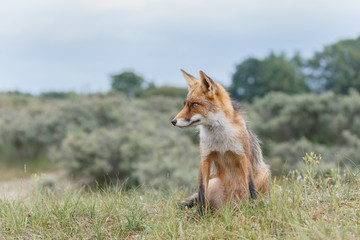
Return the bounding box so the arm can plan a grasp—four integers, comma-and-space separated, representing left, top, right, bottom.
191, 102, 199, 109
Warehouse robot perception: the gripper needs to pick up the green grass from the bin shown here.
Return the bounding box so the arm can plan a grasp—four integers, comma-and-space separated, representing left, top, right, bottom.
0, 154, 359, 239
0, 169, 359, 240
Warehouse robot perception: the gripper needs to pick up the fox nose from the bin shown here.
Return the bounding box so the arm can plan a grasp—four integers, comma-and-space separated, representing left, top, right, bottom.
171, 119, 177, 126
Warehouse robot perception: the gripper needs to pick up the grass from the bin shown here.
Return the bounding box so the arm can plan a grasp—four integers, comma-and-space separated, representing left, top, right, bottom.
0, 155, 359, 239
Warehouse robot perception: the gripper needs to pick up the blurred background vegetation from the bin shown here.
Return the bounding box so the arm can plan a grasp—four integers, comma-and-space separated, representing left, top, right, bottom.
1, 37, 359, 188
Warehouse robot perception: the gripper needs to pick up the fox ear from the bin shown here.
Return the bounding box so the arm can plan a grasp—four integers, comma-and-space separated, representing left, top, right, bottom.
199, 71, 216, 96
181, 69, 198, 90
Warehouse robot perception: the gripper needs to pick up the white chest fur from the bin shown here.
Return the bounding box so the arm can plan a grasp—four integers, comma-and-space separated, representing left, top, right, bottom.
199, 112, 244, 158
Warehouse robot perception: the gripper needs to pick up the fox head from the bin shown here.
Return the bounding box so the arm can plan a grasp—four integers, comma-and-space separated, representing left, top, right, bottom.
171, 70, 234, 128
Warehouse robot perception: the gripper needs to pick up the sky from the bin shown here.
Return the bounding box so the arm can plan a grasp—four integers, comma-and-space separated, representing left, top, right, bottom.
1, 0, 360, 94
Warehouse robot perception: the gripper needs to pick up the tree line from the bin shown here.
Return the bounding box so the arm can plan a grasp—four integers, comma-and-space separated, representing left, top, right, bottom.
111, 37, 360, 101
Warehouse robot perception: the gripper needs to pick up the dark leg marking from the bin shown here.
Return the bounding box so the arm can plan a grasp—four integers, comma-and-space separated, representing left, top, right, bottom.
198, 173, 205, 216
249, 176, 257, 199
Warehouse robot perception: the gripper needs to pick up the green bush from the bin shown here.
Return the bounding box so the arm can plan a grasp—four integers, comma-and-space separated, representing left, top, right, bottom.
52, 96, 199, 188
53, 128, 138, 186
0, 94, 124, 164
141, 86, 187, 99
249, 90, 360, 174
0, 93, 199, 187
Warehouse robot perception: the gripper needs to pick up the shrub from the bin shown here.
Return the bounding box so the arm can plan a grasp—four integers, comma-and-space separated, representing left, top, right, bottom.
43, 95, 200, 188
0, 95, 125, 164
249, 90, 360, 174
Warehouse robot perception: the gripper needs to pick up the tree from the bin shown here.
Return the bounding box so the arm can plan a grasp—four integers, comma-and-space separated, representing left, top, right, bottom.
308, 37, 360, 94
111, 71, 145, 97
229, 53, 308, 102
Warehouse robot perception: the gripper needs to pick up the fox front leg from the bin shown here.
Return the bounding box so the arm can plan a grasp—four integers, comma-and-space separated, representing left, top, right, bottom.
198, 155, 212, 216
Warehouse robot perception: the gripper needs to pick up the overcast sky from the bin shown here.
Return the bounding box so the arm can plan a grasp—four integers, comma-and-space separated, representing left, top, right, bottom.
1, 0, 360, 93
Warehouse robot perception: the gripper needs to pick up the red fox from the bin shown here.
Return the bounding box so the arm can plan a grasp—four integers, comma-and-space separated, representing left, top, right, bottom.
172, 70, 270, 214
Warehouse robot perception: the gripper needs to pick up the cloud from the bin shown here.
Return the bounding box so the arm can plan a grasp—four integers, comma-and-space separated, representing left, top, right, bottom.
2, 0, 360, 42
1, 0, 360, 92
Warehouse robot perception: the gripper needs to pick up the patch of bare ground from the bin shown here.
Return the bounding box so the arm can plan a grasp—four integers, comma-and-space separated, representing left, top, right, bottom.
0, 171, 71, 200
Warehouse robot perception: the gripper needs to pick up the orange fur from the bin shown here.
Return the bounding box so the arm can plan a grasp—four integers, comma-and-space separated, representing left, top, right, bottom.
173, 70, 270, 213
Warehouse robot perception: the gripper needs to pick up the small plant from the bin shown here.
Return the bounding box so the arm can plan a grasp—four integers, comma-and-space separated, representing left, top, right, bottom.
31, 173, 57, 194
302, 152, 321, 186
124, 201, 147, 232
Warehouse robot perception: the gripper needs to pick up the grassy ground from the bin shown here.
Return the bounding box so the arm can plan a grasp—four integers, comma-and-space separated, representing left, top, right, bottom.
0, 157, 359, 239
